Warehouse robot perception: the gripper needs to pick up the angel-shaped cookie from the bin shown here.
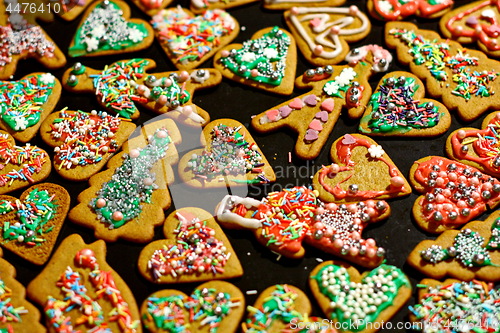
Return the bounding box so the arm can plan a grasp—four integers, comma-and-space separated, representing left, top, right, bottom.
251, 45, 393, 159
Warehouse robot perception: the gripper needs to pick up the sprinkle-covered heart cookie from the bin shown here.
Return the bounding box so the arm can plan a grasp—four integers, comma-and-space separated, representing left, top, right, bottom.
359, 71, 451, 137
368, 0, 453, 21
68, 0, 154, 57
409, 156, 500, 233
214, 26, 297, 95
178, 119, 276, 188
216, 186, 390, 267
408, 210, 500, 281
151, 7, 239, 70
386, 22, 500, 122
312, 134, 411, 203
138, 207, 243, 284
309, 261, 411, 333
0, 183, 70, 265
69, 118, 181, 243
63, 59, 221, 126
141, 281, 245, 333
27, 234, 143, 333
0, 131, 51, 195
251, 45, 393, 159
0, 72, 61, 142
284, 6, 371, 66
242, 284, 335, 332
446, 111, 500, 178
40, 109, 136, 181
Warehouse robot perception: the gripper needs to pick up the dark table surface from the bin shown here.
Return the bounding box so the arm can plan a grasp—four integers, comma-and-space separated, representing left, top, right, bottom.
6, 0, 491, 331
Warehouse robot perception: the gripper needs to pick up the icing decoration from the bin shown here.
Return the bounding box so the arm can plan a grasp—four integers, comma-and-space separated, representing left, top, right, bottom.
92, 128, 171, 229
412, 156, 500, 228
219, 26, 290, 86
316, 134, 410, 202
68, 0, 149, 57
139, 0, 163, 9
147, 212, 231, 280
311, 263, 410, 331
371, 0, 454, 20
286, 6, 370, 64
151, 7, 236, 65
411, 280, 500, 333
0, 74, 56, 132
216, 186, 389, 267
187, 124, 269, 184
44, 248, 140, 332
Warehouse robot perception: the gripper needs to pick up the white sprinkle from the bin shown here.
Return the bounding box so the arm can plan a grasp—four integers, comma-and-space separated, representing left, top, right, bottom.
246, 290, 258, 295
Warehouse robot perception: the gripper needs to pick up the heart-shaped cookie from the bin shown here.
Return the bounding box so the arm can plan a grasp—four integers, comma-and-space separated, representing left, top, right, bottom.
0, 131, 51, 195
408, 210, 500, 281
69, 118, 181, 243
446, 111, 500, 178
0, 254, 45, 332
386, 22, 500, 122
0, 183, 70, 265
440, 0, 500, 57
40, 109, 136, 181
214, 26, 297, 95
0, 0, 66, 79
27, 234, 142, 332
368, 0, 453, 21
68, 0, 154, 57
284, 6, 371, 66
190, 0, 258, 14
312, 134, 411, 203
242, 284, 335, 332
251, 45, 393, 159
63, 59, 221, 126
138, 207, 243, 284
178, 119, 276, 188
216, 186, 391, 267
410, 278, 500, 332
409, 156, 500, 233
141, 281, 245, 333
151, 7, 239, 70
309, 261, 411, 333
0, 73, 61, 142
359, 72, 451, 137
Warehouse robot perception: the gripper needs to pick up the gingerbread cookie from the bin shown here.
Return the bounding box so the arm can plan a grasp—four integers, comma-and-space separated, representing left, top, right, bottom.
40, 109, 136, 181
190, 0, 258, 14
386, 22, 500, 122
284, 6, 370, 66
141, 281, 245, 333
0, 131, 51, 195
408, 211, 500, 281
440, 0, 500, 58
0, 254, 45, 332
178, 119, 276, 188
242, 284, 335, 332
409, 156, 500, 234
410, 278, 500, 332
368, 0, 453, 21
0, 0, 66, 80
359, 72, 451, 137
130, 0, 172, 16
69, 118, 180, 243
263, 0, 345, 11
0, 72, 61, 142
251, 45, 393, 160
216, 186, 390, 267
53, 0, 95, 21
68, 0, 154, 57
151, 7, 239, 71
63, 59, 221, 125
312, 134, 411, 203
27, 234, 142, 332
138, 207, 243, 284
446, 111, 500, 178
0, 183, 70, 265
310, 261, 411, 333
213, 26, 297, 95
